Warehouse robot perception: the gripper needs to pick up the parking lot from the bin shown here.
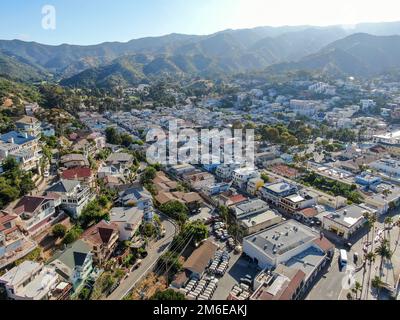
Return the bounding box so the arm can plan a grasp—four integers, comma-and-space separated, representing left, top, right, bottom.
213, 254, 259, 300
189, 205, 215, 222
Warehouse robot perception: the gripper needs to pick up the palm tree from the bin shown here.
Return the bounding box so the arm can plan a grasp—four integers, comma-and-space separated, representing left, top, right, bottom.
393, 219, 400, 254
384, 216, 394, 242
375, 239, 392, 278
371, 276, 384, 290
351, 281, 363, 300
363, 212, 376, 244
363, 212, 376, 296
365, 252, 376, 265
364, 251, 376, 300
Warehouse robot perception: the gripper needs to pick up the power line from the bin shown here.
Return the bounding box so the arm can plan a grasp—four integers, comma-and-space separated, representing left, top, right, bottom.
152, 228, 195, 276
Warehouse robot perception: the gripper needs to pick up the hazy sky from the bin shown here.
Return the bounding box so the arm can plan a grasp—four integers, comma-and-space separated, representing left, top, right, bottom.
1, 0, 400, 45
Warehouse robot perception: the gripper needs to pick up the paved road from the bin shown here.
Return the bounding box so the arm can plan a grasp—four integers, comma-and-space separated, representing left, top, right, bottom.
306, 249, 350, 300
106, 215, 177, 300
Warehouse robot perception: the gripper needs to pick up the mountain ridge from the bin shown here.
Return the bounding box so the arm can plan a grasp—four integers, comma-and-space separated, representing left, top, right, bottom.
2, 21, 400, 84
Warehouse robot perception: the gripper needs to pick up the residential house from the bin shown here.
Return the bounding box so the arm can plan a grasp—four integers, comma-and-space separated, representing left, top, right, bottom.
0, 213, 37, 269
97, 165, 124, 180
46, 180, 93, 218
81, 220, 119, 265
15, 116, 42, 137
153, 172, 179, 192
49, 240, 93, 291
118, 185, 154, 218
103, 176, 125, 189
0, 131, 42, 172
0, 261, 59, 300
4, 194, 62, 236
183, 171, 215, 191
72, 139, 96, 157
24, 103, 39, 116
60, 154, 89, 169
110, 207, 144, 241
61, 167, 95, 188
105, 153, 134, 174
155, 191, 202, 212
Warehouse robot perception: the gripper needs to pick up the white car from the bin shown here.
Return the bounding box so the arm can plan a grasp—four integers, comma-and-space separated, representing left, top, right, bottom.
44, 171, 50, 178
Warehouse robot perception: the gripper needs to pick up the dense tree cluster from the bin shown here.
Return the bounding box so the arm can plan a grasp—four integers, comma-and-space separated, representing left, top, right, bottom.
151, 289, 186, 301
0, 157, 35, 209
300, 172, 363, 204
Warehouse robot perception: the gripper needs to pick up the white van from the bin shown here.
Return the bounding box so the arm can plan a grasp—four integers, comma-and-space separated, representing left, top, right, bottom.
339, 249, 348, 266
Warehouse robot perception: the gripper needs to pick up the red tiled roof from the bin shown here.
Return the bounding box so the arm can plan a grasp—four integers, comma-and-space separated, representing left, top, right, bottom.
299, 207, 318, 218
81, 220, 119, 246
0, 213, 17, 225
278, 270, 306, 300
61, 167, 92, 180
13, 196, 47, 215
228, 194, 247, 204
314, 237, 335, 253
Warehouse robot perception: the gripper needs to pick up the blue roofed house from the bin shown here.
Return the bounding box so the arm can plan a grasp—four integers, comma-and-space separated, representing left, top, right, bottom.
0, 131, 42, 172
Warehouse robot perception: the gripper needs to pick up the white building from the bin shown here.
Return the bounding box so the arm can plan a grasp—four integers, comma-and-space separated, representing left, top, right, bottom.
0, 261, 59, 300
215, 163, 241, 180
370, 159, 400, 179
308, 82, 336, 96
46, 180, 93, 218
321, 204, 375, 240
289, 100, 325, 117
360, 99, 376, 111
232, 167, 260, 190
0, 131, 42, 172
110, 207, 144, 241
243, 220, 333, 269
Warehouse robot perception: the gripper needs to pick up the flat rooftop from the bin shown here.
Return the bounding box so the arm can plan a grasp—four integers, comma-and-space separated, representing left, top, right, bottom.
324, 204, 369, 227
235, 199, 270, 217
285, 247, 326, 280
264, 182, 297, 195
285, 194, 305, 203
240, 210, 281, 228
244, 220, 318, 259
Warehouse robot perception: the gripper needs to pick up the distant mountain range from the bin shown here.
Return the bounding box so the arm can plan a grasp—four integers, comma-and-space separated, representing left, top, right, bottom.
267, 33, 400, 77
2, 21, 400, 86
